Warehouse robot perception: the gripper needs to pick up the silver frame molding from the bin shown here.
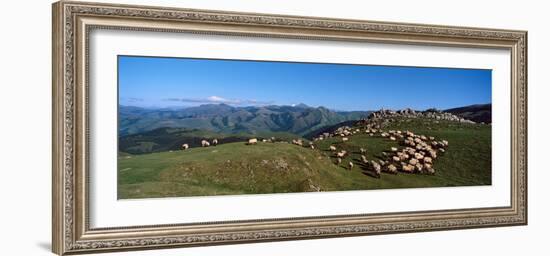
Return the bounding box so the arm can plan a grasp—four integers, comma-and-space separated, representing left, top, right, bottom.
52, 1, 527, 255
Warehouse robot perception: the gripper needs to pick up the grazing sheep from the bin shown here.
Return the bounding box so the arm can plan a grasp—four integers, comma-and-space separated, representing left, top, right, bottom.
414, 153, 424, 160
336, 150, 347, 158
415, 163, 423, 172
409, 158, 418, 166
428, 150, 438, 159
391, 147, 398, 152
370, 160, 381, 173
361, 155, 368, 164
247, 138, 258, 145
292, 139, 304, 146
392, 156, 400, 162
423, 157, 433, 164
406, 147, 416, 155
360, 148, 366, 154
429, 136, 435, 140
386, 164, 398, 174
424, 163, 435, 174
438, 148, 446, 153
441, 140, 449, 147
348, 162, 354, 170
342, 137, 349, 142
212, 139, 218, 146
402, 164, 415, 173
329, 145, 337, 151
389, 136, 396, 141
201, 140, 210, 147
310, 145, 315, 150
181, 143, 189, 150
337, 157, 342, 165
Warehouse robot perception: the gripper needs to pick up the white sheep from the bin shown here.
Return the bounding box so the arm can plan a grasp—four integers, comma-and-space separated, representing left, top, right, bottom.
423, 157, 433, 164
181, 143, 189, 150
212, 139, 218, 146
201, 140, 210, 147
336, 150, 347, 158
402, 164, 415, 173
247, 138, 258, 145
361, 155, 368, 164
329, 145, 337, 151
386, 164, 398, 174
371, 160, 381, 176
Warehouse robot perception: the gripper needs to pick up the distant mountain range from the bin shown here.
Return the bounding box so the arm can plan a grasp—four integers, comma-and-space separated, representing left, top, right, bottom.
119, 104, 372, 136
118, 103, 491, 154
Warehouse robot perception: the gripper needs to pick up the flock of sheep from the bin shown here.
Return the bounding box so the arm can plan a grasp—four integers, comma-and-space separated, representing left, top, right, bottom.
179, 124, 447, 179
178, 107, 453, 180
181, 138, 218, 150
180, 137, 275, 150
319, 125, 449, 178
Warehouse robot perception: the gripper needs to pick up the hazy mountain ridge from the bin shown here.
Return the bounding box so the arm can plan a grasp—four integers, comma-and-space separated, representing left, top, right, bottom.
444, 103, 492, 124
119, 104, 372, 136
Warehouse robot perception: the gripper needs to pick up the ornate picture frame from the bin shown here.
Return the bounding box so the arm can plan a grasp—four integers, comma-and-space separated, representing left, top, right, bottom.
52, 1, 527, 255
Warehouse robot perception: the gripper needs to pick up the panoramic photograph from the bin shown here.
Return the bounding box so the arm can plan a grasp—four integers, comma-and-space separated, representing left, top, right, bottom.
117, 55, 492, 199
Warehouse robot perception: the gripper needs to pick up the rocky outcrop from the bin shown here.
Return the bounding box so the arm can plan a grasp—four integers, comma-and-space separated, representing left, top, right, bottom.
366, 108, 475, 124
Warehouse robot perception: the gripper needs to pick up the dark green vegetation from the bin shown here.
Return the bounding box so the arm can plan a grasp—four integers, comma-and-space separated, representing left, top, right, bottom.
445, 103, 492, 124
119, 127, 303, 154
119, 104, 370, 136
118, 116, 491, 199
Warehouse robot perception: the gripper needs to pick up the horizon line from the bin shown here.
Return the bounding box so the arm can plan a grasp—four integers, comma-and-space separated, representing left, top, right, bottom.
118, 102, 492, 112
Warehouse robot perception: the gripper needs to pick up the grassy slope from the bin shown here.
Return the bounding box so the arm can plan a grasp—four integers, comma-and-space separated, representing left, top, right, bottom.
118, 118, 491, 199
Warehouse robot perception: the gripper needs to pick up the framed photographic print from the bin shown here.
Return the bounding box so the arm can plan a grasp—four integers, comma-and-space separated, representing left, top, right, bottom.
52, 1, 527, 255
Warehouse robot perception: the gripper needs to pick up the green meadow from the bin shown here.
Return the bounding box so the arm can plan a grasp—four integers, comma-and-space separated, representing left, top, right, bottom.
118, 118, 491, 199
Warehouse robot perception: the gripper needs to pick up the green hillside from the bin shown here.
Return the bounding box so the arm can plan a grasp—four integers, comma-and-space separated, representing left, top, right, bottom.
118, 117, 491, 199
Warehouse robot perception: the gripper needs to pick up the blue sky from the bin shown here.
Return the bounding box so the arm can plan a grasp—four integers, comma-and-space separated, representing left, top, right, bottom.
118, 55, 491, 111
